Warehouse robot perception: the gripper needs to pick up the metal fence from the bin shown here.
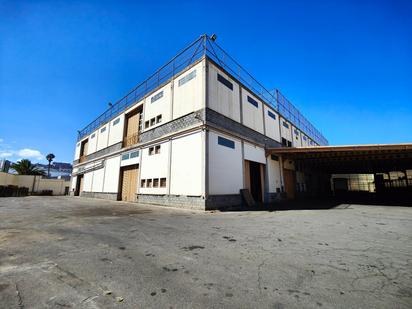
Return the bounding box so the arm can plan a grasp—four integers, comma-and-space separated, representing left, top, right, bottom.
77, 35, 328, 145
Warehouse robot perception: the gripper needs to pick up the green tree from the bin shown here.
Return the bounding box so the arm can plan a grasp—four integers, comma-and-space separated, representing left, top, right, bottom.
46, 153, 55, 177
11, 159, 46, 176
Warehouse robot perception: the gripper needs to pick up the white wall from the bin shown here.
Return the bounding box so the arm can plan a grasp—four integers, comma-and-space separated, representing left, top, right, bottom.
244, 142, 266, 164
108, 114, 125, 146
144, 84, 172, 130
97, 124, 109, 151
71, 175, 77, 191
87, 129, 98, 155
241, 88, 264, 134
267, 155, 282, 193
103, 155, 121, 192
170, 131, 204, 196
208, 63, 241, 122
292, 126, 302, 147
83, 171, 93, 191
139, 140, 169, 195
173, 61, 205, 119
92, 167, 105, 192
74, 142, 81, 160
280, 117, 292, 142
208, 130, 243, 195
264, 106, 280, 142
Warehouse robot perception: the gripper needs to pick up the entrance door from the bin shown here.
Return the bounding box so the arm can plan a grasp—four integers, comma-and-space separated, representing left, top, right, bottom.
75, 175, 84, 196
123, 111, 140, 147
283, 169, 296, 199
249, 161, 263, 202
119, 164, 139, 202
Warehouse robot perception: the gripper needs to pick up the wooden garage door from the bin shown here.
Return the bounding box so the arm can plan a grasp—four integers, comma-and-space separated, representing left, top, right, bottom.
120, 165, 139, 202
283, 169, 296, 199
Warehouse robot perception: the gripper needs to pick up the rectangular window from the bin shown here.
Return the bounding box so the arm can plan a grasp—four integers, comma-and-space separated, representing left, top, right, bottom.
155, 145, 161, 154
271, 154, 279, 161
303, 136, 307, 141
282, 121, 289, 129
160, 178, 167, 187
218, 136, 235, 149
153, 178, 159, 187
148, 147, 154, 155
178, 70, 196, 87
130, 151, 139, 158
150, 118, 156, 126
247, 96, 258, 108
217, 73, 233, 90
100, 127, 106, 133
121, 153, 130, 161
145, 120, 150, 129
91, 133, 95, 139
156, 115, 162, 124
113, 118, 120, 126
141, 179, 146, 188
267, 110, 276, 120
287, 141, 292, 147
147, 179, 152, 187
151, 91, 164, 103
281, 138, 287, 146
294, 129, 299, 135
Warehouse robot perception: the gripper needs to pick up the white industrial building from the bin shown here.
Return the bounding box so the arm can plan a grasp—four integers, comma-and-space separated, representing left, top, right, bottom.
71, 35, 330, 210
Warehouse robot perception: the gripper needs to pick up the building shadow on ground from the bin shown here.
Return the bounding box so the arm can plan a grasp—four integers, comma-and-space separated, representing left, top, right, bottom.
220, 195, 412, 212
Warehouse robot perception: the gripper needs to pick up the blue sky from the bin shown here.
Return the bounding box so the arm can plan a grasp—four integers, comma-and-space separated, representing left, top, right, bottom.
0, 0, 411, 163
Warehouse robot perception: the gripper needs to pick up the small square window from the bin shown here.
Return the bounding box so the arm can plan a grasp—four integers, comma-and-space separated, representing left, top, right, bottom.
121, 153, 130, 161
130, 151, 139, 158
147, 179, 152, 187
217, 73, 233, 90
149, 147, 154, 155
160, 178, 166, 187
282, 121, 289, 129
156, 115, 162, 124
247, 96, 258, 108
91, 133, 95, 139
140, 179, 146, 188
155, 145, 161, 154
153, 178, 159, 187
113, 118, 120, 126
150, 118, 156, 126
145, 121, 150, 129
271, 155, 279, 161
100, 127, 106, 133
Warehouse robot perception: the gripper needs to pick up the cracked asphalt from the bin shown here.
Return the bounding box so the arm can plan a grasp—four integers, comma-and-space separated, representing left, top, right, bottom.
0, 196, 411, 308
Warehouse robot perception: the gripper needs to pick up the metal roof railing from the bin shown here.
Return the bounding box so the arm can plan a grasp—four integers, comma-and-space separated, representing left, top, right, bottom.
77, 34, 328, 146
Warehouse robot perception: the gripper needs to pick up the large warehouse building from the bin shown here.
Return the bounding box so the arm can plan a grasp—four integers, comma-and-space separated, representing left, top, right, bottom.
71, 35, 411, 209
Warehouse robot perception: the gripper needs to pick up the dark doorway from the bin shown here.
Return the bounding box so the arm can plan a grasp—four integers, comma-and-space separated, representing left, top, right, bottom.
249, 161, 262, 202
74, 175, 84, 196
283, 169, 296, 199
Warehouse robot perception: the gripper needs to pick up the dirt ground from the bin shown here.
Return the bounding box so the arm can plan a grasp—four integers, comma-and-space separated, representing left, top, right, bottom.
0, 196, 411, 308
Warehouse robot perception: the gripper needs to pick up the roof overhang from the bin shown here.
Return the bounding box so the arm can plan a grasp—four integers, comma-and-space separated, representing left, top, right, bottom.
267, 144, 412, 174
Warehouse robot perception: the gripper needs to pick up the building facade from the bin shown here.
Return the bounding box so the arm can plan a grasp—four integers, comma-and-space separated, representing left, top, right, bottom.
70, 35, 328, 210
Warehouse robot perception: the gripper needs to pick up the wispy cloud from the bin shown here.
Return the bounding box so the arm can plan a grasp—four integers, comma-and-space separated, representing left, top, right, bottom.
0, 138, 3, 143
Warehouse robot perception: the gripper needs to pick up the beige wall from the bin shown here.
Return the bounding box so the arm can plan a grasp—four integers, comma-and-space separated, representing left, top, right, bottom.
0, 172, 70, 195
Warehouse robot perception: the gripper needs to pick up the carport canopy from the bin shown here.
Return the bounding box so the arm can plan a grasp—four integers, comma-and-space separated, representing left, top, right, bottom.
267, 144, 412, 174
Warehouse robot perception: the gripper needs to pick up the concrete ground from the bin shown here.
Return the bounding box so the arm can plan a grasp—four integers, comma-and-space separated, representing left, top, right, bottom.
0, 197, 411, 309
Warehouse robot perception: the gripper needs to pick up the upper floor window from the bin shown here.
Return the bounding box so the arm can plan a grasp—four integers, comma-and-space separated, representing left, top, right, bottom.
267, 110, 276, 120
121, 153, 130, 161
91, 133, 95, 139
282, 121, 289, 129
271, 154, 279, 161
151, 91, 164, 103
218, 136, 235, 149
130, 151, 139, 158
113, 118, 120, 126
100, 127, 106, 133
149, 145, 161, 155
247, 96, 259, 108
178, 70, 196, 87
217, 73, 233, 90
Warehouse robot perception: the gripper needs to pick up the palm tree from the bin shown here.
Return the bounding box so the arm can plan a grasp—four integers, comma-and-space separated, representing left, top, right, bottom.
46, 153, 55, 178
11, 159, 46, 176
